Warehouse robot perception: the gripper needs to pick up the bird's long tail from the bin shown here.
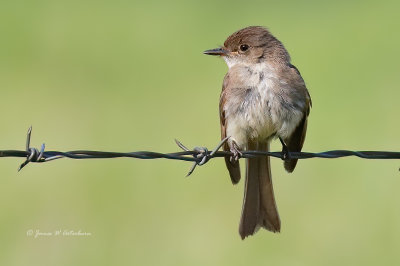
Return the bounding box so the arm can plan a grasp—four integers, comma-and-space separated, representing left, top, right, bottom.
239, 141, 281, 239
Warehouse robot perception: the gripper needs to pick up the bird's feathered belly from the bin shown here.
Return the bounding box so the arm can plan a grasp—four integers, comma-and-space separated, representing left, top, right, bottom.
224, 68, 304, 149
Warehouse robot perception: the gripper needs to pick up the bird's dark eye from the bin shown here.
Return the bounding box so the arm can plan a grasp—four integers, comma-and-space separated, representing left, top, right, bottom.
239, 44, 249, 52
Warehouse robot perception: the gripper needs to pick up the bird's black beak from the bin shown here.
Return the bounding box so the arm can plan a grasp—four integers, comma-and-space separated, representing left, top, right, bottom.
203, 47, 229, 56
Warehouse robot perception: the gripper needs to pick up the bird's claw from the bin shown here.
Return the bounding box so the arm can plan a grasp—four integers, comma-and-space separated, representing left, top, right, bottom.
279, 137, 291, 161
281, 146, 291, 160
230, 142, 242, 163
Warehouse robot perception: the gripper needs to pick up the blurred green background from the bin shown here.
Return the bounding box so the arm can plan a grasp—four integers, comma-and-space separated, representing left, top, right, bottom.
1, 0, 399, 265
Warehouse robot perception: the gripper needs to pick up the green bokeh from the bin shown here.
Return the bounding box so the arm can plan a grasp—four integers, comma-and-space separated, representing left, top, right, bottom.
1, 0, 399, 265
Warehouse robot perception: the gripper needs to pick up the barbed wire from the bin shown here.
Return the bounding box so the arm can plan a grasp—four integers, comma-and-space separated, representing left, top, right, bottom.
0, 127, 399, 175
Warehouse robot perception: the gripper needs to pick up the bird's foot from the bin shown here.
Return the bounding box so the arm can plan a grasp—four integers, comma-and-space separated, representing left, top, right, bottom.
279, 138, 291, 161
230, 141, 242, 163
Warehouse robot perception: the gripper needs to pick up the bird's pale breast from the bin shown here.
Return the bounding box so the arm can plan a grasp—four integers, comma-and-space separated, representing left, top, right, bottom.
224, 63, 305, 149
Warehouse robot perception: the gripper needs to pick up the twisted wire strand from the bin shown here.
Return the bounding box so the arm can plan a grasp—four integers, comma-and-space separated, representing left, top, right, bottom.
0, 127, 399, 175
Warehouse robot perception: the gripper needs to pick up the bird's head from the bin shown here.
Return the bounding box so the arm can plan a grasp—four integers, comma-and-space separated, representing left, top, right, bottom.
204, 26, 289, 68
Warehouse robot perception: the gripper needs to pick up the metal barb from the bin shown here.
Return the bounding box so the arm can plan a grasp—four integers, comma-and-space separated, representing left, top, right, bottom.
175, 139, 190, 151
178, 138, 230, 177
26, 126, 32, 152
185, 163, 197, 177
18, 127, 46, 172
210, 136, 229, 156
37, 144, 45, 161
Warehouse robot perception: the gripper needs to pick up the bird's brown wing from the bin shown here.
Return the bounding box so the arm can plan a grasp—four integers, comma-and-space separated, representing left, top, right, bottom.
220, 73, 241, 184
284, 65, 312, 173
284, 114, 308, 172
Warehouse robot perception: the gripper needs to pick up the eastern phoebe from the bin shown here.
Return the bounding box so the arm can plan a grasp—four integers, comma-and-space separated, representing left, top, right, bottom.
204, 26, 311, 239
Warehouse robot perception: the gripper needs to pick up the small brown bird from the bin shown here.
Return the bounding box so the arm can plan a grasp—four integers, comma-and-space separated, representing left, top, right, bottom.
204, 26, 311, 239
